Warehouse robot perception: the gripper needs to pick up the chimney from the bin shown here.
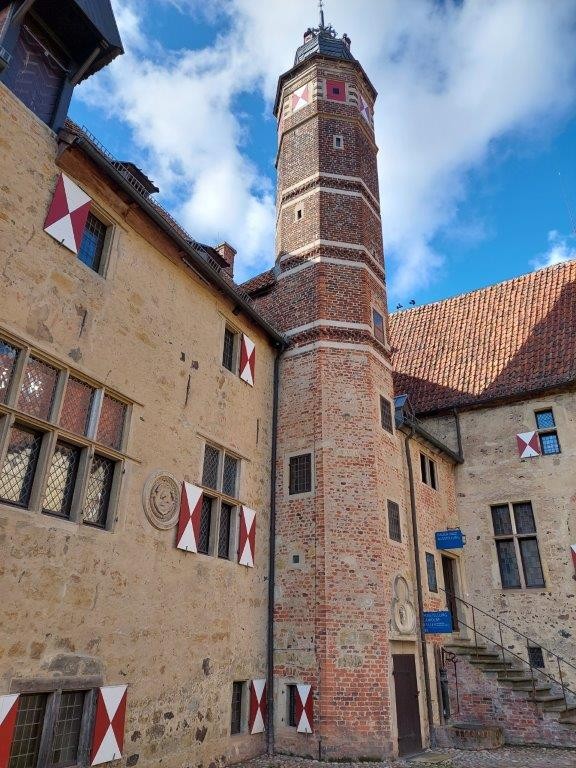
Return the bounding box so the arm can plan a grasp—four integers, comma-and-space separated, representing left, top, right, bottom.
215, 242, 237, 277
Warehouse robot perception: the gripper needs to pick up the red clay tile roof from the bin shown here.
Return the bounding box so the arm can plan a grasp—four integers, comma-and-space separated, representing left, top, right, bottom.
390, 260, 576, 415
241, 268, 277, 295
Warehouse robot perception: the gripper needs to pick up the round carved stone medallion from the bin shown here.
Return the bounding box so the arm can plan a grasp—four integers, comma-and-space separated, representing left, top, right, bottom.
391, 575, 417, 635
143, 471, 180, 530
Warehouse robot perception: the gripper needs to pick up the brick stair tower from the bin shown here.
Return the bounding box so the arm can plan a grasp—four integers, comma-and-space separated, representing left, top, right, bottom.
268, 16, 404, 760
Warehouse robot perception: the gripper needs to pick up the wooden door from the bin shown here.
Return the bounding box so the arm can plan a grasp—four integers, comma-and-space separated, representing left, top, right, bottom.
441, 555, 459, 631
393, 654, 422, 756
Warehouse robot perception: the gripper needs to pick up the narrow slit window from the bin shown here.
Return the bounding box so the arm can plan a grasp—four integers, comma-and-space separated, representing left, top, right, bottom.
289, 453, 312, 495
387, 499, 401, 542
230, 681, 244, 735
0, 339, 19, 404
78, 212, 107, 273
426, 553, 438, 592
380, 396, 393, 433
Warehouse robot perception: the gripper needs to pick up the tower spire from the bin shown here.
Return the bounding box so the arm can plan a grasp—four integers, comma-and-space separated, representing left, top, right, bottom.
319, 0, 325, 29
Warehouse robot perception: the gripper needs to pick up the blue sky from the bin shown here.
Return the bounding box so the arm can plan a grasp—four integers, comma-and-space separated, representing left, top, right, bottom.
69, 0, 576, 308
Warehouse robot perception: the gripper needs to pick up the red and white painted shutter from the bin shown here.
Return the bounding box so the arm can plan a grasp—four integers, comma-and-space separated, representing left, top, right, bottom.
238, 506, 256, 568
239, 335, 256, 386
295, 684, 313, 734
516, 432, 541, 459
248, 679, 267, 734
90, 686, 127, 766
291, 83, 311, 113
359, 94, 372, 125
571, 544, 576, 571
44, 173, 92, 254
176, 482, 203, 553
0, 694, 19, 768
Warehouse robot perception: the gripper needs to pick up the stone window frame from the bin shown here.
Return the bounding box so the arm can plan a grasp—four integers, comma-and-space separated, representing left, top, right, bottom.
286, 684, 298, 728
8, 676, 101, 768
199, 441, 242, 561
285, 449, 315, 500
333, 134, 344, 150
230, 680, 249, 736
222, 322, 240, 374
490, 500, 546, 590
534, 408, 561, 455
387, 499, 402, 542
420, 452, 437, 490
76, 204, 116, 279
294, 205, 304, 222
0, 329, 132, 532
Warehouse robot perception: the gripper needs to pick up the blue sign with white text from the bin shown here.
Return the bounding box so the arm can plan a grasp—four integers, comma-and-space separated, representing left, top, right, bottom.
423, 611, 453, 634
435, 529, 465, 550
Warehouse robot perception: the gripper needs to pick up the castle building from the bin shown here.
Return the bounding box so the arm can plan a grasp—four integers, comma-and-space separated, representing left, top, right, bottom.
0, 2, 575, 767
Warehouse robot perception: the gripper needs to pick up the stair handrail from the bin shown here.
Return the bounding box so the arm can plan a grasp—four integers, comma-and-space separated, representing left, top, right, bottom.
439, 587, 576, 712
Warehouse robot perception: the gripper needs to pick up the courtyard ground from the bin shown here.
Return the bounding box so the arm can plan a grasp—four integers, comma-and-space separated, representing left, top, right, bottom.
243, 746, 576, 768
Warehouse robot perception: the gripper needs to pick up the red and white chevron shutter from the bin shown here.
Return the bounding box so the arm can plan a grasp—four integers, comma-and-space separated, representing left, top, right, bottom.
295, 684, 313, 734
239, 335, 255, 386
516, 432, 541, 459
90, 686, 127, 766
44, 173, 92, 254
238, 506, 256, 568
248, 679, 267, 734
571, 544, 576, 571
0, 694, 19, 768
176, 482, 203, 552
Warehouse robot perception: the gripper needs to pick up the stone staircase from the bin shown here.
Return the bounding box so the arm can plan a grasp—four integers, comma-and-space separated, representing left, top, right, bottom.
444, 638, 576, 726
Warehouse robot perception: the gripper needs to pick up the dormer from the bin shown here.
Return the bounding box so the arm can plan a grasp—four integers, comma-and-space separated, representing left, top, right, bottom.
0, 0, 123, 130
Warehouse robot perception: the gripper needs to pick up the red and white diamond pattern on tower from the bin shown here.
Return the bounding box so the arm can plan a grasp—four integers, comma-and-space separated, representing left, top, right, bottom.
238, 506, 256, 568
44, 173, 92, 254
0, 694, 19, 768
359, 94, 372, 125
516, 431, 541, 459
176, 482, 203, 553
571, 544, 576, 571
90, 686, 127, 766
240, 334, 256, 387
249, 679, 267, 734
291, 83, 311, 113
295, 684, 313, 733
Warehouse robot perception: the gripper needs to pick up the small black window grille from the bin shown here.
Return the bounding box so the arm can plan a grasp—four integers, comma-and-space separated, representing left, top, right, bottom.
51, 691, 85, 767
222, 454, 238, 498
387, 500, 401, 542
287, 685, 297, 727
202, 445, 220, 490
78, 213, 107, 272
426, 553, 438, 592
218, 503, 232, 559
83, 455, 115, 528
230, 682, 244, 735
198, 496, 212, 555
222, 328, 236, 372
8, 692, 48, 768
528, 646, 545, 669
0, 425, 43, 507
43, 442, 80, 518
380, 396, 393, 433
289, 454, 312, 495
373, 309, 385, 344
0, 339, 18, 403
18, 356, 59, 421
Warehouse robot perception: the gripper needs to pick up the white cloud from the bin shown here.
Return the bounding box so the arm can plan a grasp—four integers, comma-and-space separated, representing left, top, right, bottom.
76, 0, 576, 289
532, 230, 576, 271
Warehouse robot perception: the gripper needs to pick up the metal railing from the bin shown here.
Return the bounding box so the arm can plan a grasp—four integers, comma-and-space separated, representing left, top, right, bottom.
439, 588, 576, 712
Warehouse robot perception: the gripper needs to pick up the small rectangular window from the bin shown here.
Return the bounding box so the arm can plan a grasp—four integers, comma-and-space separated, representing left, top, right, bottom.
491, 504, 513, 536
373, 309, 385, 344
218, 503, 232, 559
528, 646, 545, 669
492, 501, 544, 589
420, 453, 437, 489
83, 454, 115, 528
198, 496, 213, 555
202, 445, 220, 490
387, 500, 401, 542
8, 692, 48, 768
0, 338, 19, 404
51, 690, 86, 767
426, 553, 438, 592
222, 454, 238, 498
0, 424, 43, 507
535, 409, 561, 455
333, 135, 343, 149
295, 208, 303, 221
222, 327, 236, 372
97, 394, 126, 450
287, 684, 298, 727
43, 441, 81, 519
380, 396, 393, 433
78, 212, 107, 273
18, 356, 59, 421
289, 453, 312, 495
230, 681, 244, 735
60, 377, 95, 436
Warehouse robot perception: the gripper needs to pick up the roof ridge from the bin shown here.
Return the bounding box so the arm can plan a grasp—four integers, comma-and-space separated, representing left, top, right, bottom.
390, 258, 576, 319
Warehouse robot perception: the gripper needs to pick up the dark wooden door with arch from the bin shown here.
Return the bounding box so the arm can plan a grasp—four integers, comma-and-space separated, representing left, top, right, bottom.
392, 653, 423, 756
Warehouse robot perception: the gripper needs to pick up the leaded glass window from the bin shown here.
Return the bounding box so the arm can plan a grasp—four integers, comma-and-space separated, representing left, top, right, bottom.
387, 499, 401, 542
43, 442, 80, 518
78, 213, 107, 272
17, 356, 58, 420
289, 453, 312, 495
97, 394, 126, 450
492, 501, 544, 589
51, 691, 85, 767
0, 339, 19, 404
8, 693, 47, 768
60, 378, 94, 436
83, 455, 115, 528
0, 425, 42, 507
